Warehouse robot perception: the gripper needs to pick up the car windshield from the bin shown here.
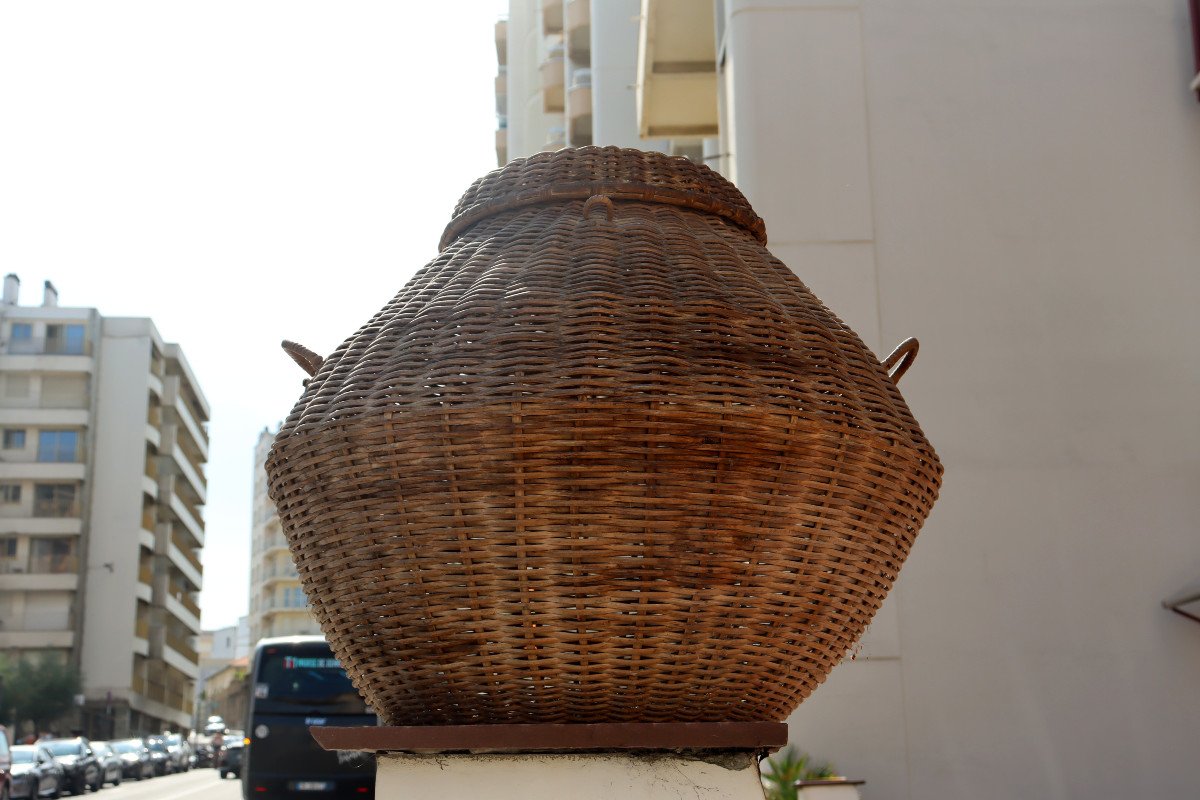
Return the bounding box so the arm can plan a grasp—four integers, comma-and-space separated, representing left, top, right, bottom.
44, 741, 83, 756
112, 741, 140, 754
11, 747, 35, 763
165, 734, 181, 745
147, 741, 167, 753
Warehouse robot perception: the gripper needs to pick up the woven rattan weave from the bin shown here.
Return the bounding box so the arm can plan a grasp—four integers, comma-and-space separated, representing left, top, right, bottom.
267, 146, 942, 725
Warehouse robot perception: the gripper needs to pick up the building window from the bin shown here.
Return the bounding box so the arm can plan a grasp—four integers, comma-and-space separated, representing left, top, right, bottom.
37, 430, 78, 463
33, 484, 77, 517
283, 586, 307, 608
0, 537, 20, 574
9, 323, 32, 354
0, 484, 21, 503
45, 324, 85, 355
29, 538, 77, 574
3, 429, 25, 449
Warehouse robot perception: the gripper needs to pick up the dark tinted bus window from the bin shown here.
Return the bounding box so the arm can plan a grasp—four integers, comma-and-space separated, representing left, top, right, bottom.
257, 646, 360, 705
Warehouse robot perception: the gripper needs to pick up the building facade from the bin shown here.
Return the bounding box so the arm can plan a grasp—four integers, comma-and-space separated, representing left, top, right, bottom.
248, 428, 319, 645
496, 3, 1200, 799
0, 274, 208, 737
194, 617, 250, 730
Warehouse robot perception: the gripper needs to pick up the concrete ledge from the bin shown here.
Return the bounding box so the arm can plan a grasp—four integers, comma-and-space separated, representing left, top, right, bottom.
375, 751, 768, 800
312, 721, 788, 754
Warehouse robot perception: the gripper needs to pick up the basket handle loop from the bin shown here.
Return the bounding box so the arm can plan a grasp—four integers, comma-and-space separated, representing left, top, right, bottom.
582, 194, 615, 222
881, 337, 919, 385
282, 340, 324, 378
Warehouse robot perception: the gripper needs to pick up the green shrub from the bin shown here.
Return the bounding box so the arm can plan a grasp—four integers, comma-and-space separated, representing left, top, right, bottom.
761, 745, 836, 800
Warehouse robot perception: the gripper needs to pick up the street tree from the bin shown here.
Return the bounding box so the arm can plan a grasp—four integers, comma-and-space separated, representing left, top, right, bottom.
0, 657, 82, 734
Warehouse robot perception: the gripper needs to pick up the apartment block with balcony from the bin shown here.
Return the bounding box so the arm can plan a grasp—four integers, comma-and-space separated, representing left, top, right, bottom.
498, 0, 678, 167
0, 274, 208, 739
248, 428, 319, 645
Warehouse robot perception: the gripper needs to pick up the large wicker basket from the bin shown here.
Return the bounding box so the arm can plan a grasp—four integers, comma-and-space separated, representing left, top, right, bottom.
267, 146, 942, 726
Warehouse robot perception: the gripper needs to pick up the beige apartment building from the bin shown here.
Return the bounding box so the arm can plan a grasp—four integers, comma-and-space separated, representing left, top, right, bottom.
497, 3, 1200, 798
0, 275, 208, 737
248, 428, 319, 645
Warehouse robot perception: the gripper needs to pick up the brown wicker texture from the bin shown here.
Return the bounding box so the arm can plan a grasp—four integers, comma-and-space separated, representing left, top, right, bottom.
266, 146, 942, 726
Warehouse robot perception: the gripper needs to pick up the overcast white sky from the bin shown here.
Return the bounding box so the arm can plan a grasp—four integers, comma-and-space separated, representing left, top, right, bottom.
0, 1, 509, 629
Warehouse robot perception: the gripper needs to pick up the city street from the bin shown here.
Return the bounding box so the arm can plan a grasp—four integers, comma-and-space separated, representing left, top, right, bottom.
85, 770, 241, 800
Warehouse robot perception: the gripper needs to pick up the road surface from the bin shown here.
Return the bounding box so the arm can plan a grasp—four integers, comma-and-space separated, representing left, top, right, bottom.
78, 768, 241, 800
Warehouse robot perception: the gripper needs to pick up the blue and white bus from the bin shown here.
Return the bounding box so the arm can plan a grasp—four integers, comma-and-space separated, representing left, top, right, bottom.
242, 636, 376, 799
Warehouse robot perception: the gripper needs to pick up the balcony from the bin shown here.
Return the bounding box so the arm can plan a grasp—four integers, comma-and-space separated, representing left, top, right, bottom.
0, 345, 92, 380
169, 494, 204, 547
0, 517, 81, 536
261, 561, 300, 586
0, 462, 85, 482
0, 572, 77, 591
134, 617, 150, 656
495, 19, 507, 66
541, 52, 565, 112
165, 630, 198, 663
6, 336, 91, 357
170, 528, 202, 574
0, 631, 73, 649
636, 0, 719, 138
169, 394, 209, 462
568, 69, 592, 145
168, 577, 202, 619
137, 562, 153, 602
540, 0, 562, 35
167, 443, 207, 503
566, 0, 590, 61
167, 535, 202, 592
263, 532, 290, 556
33, 496, 80, 519
495, 70, 507, 115
0, 408, 89, 428
543, 125, 566, 152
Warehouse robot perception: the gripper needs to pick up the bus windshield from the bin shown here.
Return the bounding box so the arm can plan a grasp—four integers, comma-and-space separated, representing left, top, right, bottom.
255, 645, 362, 709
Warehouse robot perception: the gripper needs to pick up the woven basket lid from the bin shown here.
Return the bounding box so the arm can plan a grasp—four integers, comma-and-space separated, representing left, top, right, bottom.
268, 146, 942, 726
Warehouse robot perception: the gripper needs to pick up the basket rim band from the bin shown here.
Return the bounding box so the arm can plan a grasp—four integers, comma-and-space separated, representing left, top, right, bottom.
439, 180, 770, 251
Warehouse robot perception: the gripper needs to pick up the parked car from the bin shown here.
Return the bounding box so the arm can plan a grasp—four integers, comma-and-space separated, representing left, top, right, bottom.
0, 727, 13, 800
40, 738, 100, 795
192, 739, 214, 769
217, 738, 243, 779
162, 733, 191, 773
9, 744, 65, 799
143, 736, 172, 776
109, 739, 153, 781
89, 742, 122, 787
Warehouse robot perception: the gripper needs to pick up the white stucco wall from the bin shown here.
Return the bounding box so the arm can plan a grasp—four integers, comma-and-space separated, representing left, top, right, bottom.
715, 2, 1200, 798
81, 318, 155, 694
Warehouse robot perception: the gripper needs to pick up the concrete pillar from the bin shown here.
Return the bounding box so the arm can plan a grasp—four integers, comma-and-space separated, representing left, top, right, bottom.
376, 752, 767, 799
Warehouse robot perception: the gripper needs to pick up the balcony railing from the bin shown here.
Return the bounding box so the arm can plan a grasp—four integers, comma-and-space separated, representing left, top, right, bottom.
29, 553, 78, 574
7, 338, 92, 356
170, 585, 201, 620
33, 498, 80, 518
0, 557, 25, 574
165, 632, 198, 662
170, 529, 202, 574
